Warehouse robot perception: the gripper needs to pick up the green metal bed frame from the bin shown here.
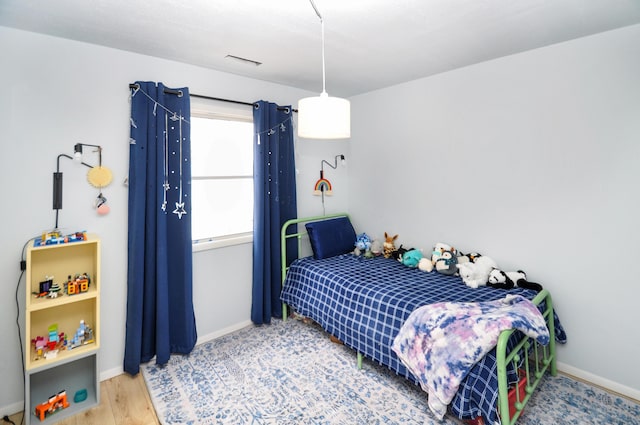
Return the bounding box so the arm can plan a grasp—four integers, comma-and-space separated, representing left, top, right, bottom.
280, 213, 558, 425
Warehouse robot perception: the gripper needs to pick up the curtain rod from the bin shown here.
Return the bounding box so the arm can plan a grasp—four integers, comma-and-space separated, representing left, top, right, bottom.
128, 84, 296, 112
191, 92, 254, 107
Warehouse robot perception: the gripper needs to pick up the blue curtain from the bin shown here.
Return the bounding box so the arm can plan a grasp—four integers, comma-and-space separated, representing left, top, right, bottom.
251, 101, 298, 324
124, 81, 197, 375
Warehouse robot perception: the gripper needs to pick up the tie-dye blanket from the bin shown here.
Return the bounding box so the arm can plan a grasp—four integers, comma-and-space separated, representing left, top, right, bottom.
392, 294, 550, 420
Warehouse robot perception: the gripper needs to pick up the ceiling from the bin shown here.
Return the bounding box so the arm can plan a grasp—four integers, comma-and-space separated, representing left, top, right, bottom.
1, 0, 639, 97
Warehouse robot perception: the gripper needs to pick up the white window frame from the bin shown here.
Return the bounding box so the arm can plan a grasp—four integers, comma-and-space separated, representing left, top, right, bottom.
190, 97, 254, 252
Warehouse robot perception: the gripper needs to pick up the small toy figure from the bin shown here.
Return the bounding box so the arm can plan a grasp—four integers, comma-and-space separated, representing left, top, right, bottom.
32, 324, 66, 360
33, 337, 47, 359
48, 282, 62, 298
39, 231, 63, 246
34, 390, 69, 421
33, 276, 66, 299
65, 273, 90, 295
34, 276, 53, 298
47, 324, 59, 351
68, 320, 95, 349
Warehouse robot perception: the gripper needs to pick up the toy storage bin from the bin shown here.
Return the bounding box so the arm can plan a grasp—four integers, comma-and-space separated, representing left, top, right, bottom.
507, 370, 528, 417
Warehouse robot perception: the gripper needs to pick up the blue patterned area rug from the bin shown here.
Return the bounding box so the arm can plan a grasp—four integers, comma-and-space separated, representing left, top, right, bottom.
142, 319, 639, 425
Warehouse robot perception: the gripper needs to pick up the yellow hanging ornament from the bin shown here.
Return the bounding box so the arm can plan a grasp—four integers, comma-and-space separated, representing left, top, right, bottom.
87, 166, 113, 188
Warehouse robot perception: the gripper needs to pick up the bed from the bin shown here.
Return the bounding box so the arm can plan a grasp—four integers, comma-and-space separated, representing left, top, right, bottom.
279, 213, 566, 425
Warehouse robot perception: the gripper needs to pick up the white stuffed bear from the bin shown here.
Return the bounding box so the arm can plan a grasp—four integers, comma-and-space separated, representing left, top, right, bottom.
418, 257, 433, 272
456, 256, 498, 288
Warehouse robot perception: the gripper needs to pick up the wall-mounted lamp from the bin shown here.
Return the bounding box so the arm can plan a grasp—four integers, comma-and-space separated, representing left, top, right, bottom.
297, 0, 350, 139
52, 143, 113, 229
313, 154, 346, 196
73, 143, 86, 162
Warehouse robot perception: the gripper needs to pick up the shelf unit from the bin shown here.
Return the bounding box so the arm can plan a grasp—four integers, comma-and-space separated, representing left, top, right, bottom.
24, 235, 101, 424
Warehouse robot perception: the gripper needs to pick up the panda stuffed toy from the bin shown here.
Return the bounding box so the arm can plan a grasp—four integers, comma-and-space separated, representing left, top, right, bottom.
487, 269, 543, 292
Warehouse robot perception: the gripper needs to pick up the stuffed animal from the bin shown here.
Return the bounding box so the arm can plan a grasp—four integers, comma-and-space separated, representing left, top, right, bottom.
401, 249, 423, 268
457, 252, 481, 264
430, 242, 454, 265
456, 256, 498, 288
435, 250, 458, 275
370, 240, 383, 257
393, 245, 409, 262
418, 257, 433, 272
383, 232, 398, 259
487, 269, 543, 292
353, 233, 372, 256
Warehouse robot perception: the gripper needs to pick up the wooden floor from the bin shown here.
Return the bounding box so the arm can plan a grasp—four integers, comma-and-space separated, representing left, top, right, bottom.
7, 373, 159, 425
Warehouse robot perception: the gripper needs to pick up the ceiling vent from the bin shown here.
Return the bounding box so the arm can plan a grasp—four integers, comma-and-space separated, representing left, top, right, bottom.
225, 55, 262, 66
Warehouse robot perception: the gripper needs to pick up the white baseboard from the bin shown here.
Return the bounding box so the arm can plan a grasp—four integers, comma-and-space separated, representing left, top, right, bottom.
0, 401, 23, 419
100, 365, 124, 382
557, 361, 640, 402
196, 320, 254, 345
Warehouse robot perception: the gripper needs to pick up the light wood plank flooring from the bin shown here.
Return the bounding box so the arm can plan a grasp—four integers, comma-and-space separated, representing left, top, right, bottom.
7, 373, 159, 425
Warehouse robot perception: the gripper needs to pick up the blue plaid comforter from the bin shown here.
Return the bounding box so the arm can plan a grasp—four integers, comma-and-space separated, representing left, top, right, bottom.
280, 254, 566, 424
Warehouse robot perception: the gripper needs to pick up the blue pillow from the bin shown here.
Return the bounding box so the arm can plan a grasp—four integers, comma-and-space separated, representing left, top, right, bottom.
306, 217, 356, 260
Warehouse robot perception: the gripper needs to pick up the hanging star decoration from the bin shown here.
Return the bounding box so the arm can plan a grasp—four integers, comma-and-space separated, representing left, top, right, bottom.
161, 113, 171, 212
171, 109, 187, 220
161, 180, 170, 211
173, 201, 187, 219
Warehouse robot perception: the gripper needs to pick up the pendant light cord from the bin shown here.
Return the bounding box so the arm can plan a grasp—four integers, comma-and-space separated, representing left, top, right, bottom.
309, 0, 327, 95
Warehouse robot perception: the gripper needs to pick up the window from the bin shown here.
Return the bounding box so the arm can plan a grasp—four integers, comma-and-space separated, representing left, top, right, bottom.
190, 98, 254, 248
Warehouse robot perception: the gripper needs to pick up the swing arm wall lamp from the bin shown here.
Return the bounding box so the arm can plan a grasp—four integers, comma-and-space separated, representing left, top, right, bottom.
52, 143, 106, 229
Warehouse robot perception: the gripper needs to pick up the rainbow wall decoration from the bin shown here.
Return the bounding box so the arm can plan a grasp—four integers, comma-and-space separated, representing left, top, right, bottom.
313, 177, 333, 196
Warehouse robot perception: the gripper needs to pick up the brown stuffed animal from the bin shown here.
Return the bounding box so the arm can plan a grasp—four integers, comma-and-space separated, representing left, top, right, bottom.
383, 232, 398, 259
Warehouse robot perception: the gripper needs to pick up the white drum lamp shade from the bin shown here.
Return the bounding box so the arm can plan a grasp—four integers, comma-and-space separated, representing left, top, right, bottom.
298, 92, 350, 139
298, 0, 351, 140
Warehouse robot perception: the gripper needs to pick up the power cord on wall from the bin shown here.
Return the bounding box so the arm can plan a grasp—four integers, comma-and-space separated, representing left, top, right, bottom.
10, 238, 34, 425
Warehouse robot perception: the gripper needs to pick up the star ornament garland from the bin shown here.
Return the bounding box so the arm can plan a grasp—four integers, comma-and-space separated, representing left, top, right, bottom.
165, 110, 188, 220
130, 84, 190, 220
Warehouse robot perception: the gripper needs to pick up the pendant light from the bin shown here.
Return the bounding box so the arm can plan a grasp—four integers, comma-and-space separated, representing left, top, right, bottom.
298, 0, 351, 139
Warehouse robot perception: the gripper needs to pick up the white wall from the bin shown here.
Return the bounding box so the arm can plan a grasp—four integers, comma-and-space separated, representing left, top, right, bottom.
0, 26, 348, 415
348, 24, 640, 396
